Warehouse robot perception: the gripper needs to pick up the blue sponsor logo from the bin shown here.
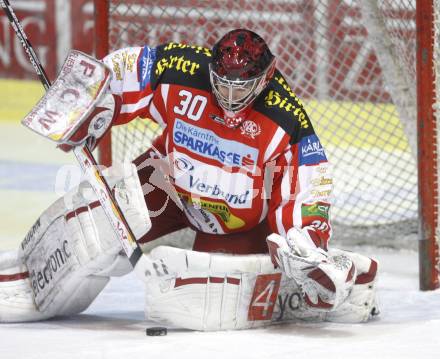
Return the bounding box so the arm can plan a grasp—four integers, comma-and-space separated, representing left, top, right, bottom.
173, 119, 259, 170
189, 175, 251, 206
174, 156, 251, 207
174, 157, 194, 172
299, 134, 327, 165
139, 46, 156, 90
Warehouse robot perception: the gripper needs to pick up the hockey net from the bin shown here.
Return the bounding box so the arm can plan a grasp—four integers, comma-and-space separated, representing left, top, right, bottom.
94, 0, 439, 289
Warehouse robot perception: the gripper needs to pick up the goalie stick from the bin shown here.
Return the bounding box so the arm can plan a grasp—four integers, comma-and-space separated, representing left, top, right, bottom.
0, 0, 143, 267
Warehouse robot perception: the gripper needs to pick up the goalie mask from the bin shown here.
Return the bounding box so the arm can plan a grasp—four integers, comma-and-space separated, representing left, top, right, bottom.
210, 29, 276, 128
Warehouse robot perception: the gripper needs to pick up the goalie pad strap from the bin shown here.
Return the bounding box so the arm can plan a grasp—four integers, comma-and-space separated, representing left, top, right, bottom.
355, 259, 378, 284
0, 272, 29, 282
65, 200, 100, 221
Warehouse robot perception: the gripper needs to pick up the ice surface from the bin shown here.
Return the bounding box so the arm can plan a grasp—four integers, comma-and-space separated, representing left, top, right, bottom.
1, 249, 439, 359
1, 122, 440, 359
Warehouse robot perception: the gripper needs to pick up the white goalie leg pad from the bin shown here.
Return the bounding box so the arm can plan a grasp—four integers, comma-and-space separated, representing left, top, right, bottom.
325, 250, 379, 323
0, 164, 149, 322
139, 245, 378, 330
140, 246, 277, 331
139, 246, 333, 331
267, 233, 356, 312
0, 250, 52, 322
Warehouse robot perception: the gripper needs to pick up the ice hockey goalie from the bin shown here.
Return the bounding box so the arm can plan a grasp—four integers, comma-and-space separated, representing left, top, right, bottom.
0, 29, 379, 330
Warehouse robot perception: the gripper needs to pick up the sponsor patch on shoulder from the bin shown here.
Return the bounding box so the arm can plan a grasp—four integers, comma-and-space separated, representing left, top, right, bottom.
299, 134, 327, 165
139, 46, 156, 90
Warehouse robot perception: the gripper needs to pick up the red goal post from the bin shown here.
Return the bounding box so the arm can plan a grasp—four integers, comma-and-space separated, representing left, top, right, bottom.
94, 0, 439, 290
417, 0, 439, 290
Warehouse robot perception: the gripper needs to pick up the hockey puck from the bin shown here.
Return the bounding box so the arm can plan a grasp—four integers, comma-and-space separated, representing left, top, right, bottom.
146, 327, 167, 336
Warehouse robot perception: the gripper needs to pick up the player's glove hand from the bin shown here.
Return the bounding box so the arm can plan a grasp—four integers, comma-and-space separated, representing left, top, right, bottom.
267, 227, 355, 311
58, 93, 121, 152
267, 227, 327, 280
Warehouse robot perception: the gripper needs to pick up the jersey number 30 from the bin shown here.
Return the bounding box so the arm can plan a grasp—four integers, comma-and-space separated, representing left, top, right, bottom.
174, 89, 207, 121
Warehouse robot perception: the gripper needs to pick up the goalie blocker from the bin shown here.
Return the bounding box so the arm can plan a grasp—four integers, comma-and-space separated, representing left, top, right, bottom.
21, 50, 120, 152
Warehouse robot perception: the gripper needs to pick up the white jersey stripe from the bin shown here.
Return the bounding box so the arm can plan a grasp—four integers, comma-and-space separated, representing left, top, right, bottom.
264, 127, 286, 162
280, 150, 293, 203
275, 151, 293, 236
293, 165, 315, 229
259, 198, 269, 224
120, 94, 153, 114
161, 84, 170, 110
150, 101, 166, 128
275, 206, 286, 237
165, 132, 170, 151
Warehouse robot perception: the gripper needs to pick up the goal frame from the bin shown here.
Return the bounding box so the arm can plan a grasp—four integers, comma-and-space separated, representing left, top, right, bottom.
416, 0, 439, 290
94, 0, 112, 169
94, 0, 440, 290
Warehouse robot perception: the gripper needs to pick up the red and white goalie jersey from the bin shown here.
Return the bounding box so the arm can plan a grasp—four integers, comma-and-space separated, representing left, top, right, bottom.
103, 43, 333, 250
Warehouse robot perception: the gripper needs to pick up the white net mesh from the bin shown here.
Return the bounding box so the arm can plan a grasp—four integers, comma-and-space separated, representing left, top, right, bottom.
104, 0, 419, 248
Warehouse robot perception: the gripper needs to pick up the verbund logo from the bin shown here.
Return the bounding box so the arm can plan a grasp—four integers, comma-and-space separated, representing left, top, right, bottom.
173, 119, 259, 172
173, 152, 254, 209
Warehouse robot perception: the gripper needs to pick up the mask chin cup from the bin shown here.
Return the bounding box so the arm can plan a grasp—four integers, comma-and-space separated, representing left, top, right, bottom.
222, 109, 250, 129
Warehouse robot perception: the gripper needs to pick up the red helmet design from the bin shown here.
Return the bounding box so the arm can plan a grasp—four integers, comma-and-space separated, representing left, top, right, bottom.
210, 29, 276, 127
